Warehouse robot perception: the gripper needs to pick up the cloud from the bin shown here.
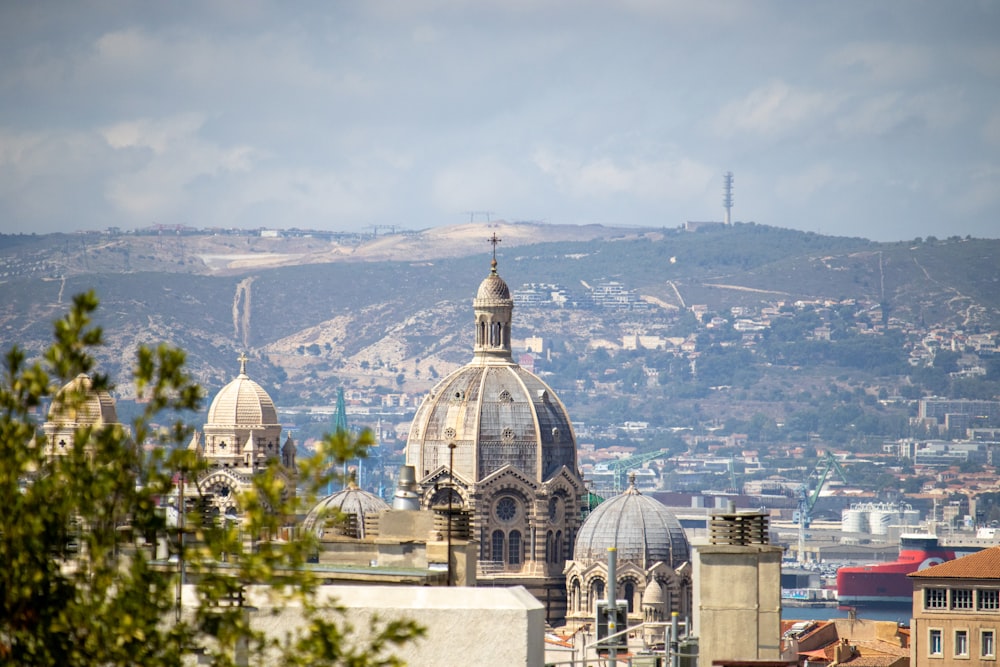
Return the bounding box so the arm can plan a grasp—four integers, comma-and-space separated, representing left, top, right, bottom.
984, 110, 1000, 146
0, 1, 998, 239
0, 128, 124, 231
712, 81, 841, 139
101, 113, 207, 153
773, 163, 855, 204
827, 42, 932, 84
949, 163, 1000, 216
834, 88, 965, 139
532, 150, 714, 202
99, 114, 262, 220
431, 156, 532, 213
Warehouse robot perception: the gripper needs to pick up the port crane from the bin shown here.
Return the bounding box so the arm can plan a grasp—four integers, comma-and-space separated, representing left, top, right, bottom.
600, 449, 674, 494
795, 451, 849, 563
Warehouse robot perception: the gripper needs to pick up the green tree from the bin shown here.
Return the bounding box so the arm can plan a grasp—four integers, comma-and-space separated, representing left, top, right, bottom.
933, 349, 960, 374
0, 292, 422, 665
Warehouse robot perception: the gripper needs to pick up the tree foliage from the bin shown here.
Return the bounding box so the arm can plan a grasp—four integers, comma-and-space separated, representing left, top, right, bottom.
0, 291, 422, 666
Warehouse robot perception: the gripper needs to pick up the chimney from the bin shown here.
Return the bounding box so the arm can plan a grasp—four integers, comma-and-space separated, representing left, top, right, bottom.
392, 465, 421, 510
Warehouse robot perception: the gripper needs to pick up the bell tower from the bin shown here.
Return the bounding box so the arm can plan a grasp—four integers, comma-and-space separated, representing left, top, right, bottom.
473, 233, 513, 363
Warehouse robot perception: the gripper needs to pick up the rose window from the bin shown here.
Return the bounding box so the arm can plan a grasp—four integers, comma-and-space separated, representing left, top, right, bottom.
496, 497, 517, 522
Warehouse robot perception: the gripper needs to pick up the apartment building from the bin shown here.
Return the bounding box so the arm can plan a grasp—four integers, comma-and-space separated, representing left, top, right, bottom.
910, 546, 1000, 664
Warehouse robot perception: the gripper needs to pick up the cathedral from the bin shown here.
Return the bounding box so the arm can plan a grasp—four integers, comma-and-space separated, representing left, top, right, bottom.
37, 250, 693, 631
185, 354, 297, 520
41, 373, 126, 459
404, 252, 586, 621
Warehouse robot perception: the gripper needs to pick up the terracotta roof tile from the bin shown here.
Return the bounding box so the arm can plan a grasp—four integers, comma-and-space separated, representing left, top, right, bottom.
840, 656, 902, 666
852, 639, 908, 657
909, 545, 1000, 579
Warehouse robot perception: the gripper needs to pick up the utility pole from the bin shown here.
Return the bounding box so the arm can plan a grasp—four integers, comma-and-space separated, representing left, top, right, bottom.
176, 472, 185, 622
607, 546, 617, 665
447, 441, 456, 586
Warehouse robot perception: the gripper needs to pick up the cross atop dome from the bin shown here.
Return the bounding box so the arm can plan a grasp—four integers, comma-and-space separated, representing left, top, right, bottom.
626, 471, 641, 494
238, 352, 249, 376
488, 233, 501, 272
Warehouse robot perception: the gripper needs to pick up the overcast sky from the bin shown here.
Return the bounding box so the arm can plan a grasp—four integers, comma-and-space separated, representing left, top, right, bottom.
1, 1, 998, 242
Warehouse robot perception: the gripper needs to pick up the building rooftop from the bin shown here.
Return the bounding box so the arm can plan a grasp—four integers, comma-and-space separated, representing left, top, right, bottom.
909, 544, 1000, 579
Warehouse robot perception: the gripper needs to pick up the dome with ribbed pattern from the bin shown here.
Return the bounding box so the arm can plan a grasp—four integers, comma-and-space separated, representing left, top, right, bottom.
47, 373, 119, 425
206, 367, 277, 427
302, 480, 389, 538
642, 578, 665, 606
476, 262, 511, 301
574, 480, 689, 569
407, 363, 576, 482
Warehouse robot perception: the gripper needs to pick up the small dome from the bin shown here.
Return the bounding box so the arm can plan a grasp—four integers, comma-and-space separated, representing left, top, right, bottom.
476, 259, 511, 301
206, 361, 277, 427
48, 373, 118, 425
302, 480, 390, 537
642, 579, 665, 606
574, 480, 689, 569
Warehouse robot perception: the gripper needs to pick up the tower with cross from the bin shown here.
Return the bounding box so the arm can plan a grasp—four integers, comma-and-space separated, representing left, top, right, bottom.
405, 247, 586, 624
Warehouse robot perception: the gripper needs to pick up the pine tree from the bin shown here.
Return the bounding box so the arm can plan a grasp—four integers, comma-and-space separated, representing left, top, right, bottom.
0, 291, 422, 666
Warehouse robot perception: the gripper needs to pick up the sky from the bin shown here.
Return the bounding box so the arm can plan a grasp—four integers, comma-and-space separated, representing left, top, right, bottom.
1, 1, 998, 242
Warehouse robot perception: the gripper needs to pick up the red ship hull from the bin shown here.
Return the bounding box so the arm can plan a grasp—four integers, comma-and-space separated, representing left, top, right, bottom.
836, 535, 956, 607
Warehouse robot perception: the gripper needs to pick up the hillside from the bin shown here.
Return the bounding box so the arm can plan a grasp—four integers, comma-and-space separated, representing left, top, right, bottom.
2, 223, 998, 432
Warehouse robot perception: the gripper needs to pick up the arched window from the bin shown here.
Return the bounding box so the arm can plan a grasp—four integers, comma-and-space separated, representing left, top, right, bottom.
508, 530, 522, 565
554, 530, 562, 562
592, 580, 605, 610
572, 579, 582, 613
545, 531, 553, 562
491, 530, 505, 563
624, 581, 636, 613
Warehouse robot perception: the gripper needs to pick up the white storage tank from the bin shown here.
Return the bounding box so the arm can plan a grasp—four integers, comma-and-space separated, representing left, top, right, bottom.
841, 507, 868, 533
869, 508, 900, 536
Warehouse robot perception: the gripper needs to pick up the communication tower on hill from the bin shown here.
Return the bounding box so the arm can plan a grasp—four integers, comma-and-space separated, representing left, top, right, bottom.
722, 171, 734, 225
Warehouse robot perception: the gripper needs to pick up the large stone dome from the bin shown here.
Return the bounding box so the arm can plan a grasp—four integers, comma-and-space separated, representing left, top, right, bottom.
206, 357, 277, 427
407, 255, 578, 483
408, 364, 576, 482
47, 373, 118, 425
574, 480, 690, 569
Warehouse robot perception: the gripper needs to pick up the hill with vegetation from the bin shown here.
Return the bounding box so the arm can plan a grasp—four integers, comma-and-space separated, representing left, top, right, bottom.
2, 222, 998, 455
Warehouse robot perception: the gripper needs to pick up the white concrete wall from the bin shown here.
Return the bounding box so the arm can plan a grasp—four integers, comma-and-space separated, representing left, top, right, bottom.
182, 584, 545, 667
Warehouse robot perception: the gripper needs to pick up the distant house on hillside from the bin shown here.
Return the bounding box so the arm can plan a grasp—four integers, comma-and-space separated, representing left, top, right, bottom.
684, 221, 725, 232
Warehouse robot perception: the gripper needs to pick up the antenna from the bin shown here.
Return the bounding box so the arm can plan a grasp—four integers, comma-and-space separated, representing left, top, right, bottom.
465, 211, 495, 223
369, 224, 397, 237
722, 172, 734, 225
